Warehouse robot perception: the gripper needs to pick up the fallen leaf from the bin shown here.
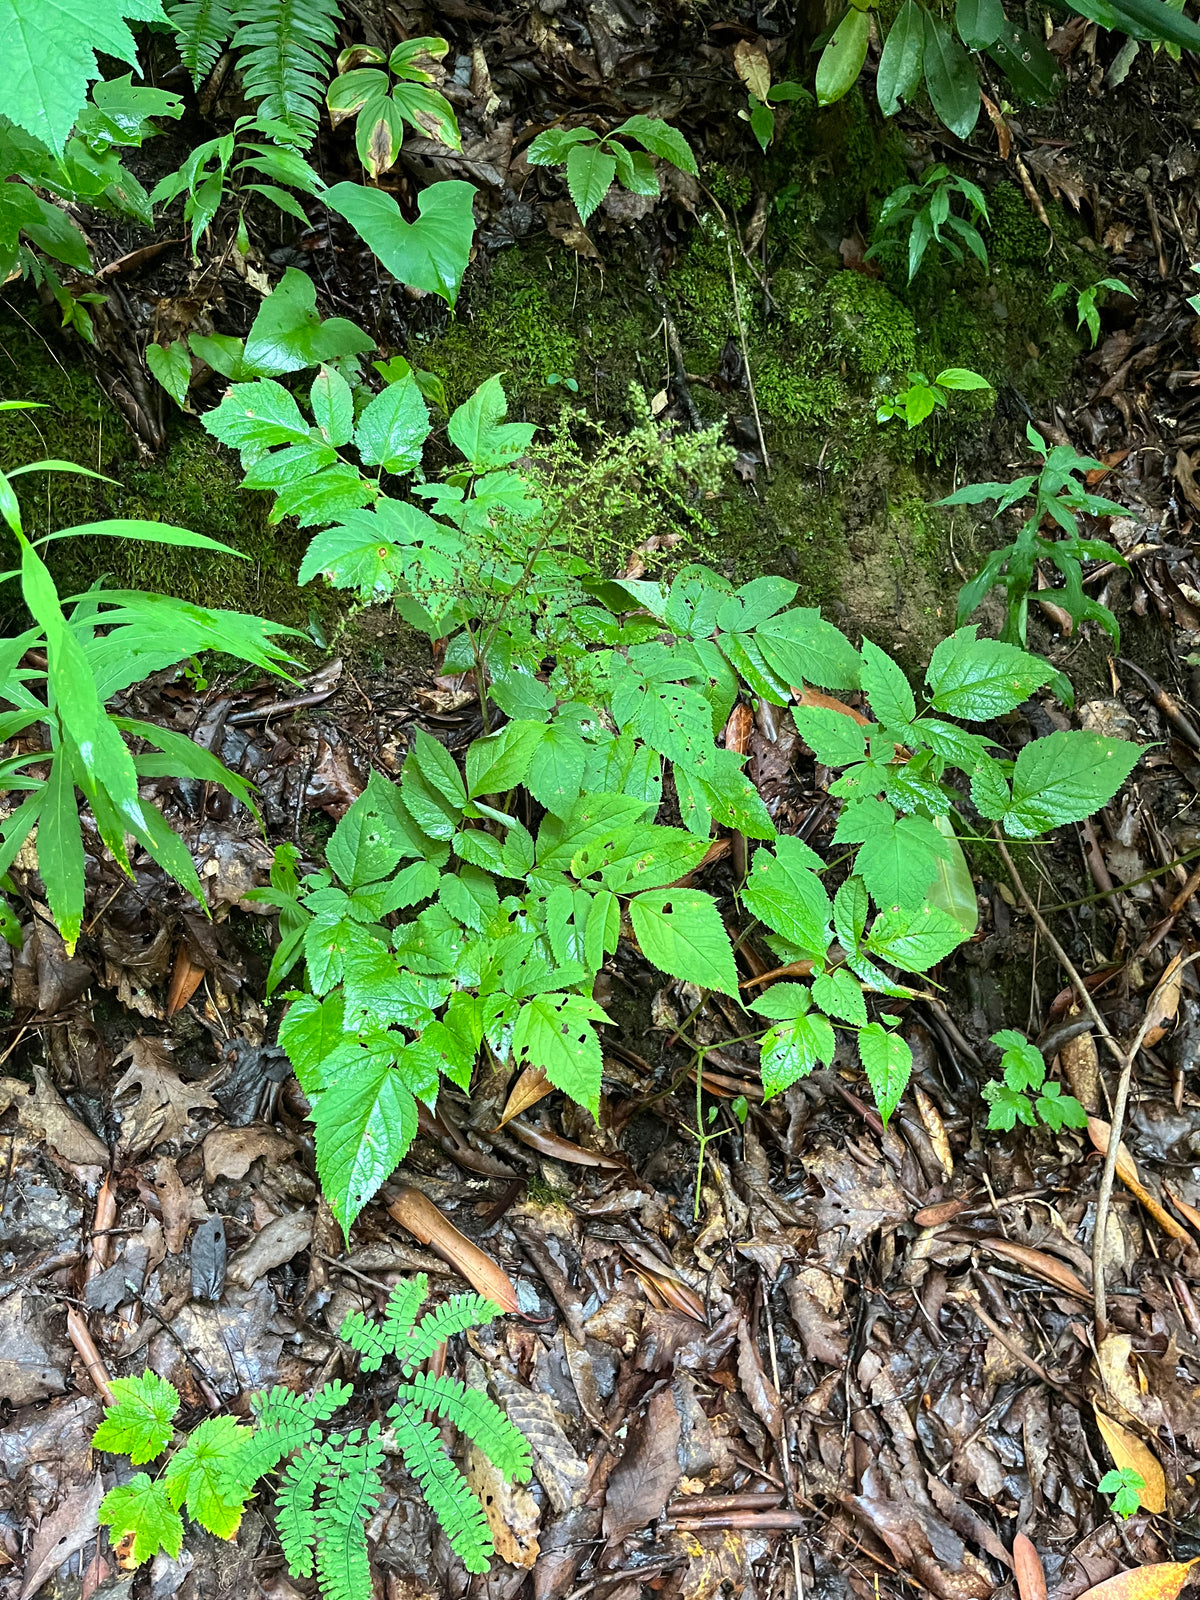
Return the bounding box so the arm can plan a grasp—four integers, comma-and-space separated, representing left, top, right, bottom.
19, 1473, 104, 1600
13, 1066, 109, 1172
495, 1065, 553, 1128
977, 1238, 1091, 1299
387, 1185, 520, 1312
1013, 1534, 1046, 1600
151, 1158, 195, 1255
166, 943, 206, 1016
467, 1442, 540, 1567
1096, 1334, 1166, 1432
505, 1119, 627, 1169
489, 1370, 589, 1513
1076, 1563, 1198, 1600
1164, 1182, 1200, 1237
1094, 1408, 1167, 1513
203, 1124, 294, 1183
1087, 1119, 1191, 1243
112, 1037, 217, 1154
603, 1385, 682, 1543
732, 39, 771, 101
914, 1084, 953, 1178
736, 1320, 782, 1440
1142, 953, 1183, 1048
793, 687, 871, 726
227, 1211, 314, 1288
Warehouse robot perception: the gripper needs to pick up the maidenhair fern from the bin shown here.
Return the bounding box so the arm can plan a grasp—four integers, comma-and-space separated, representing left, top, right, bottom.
92, 1277, 530, 1598
167, 0, 234, 86
230, 0, 341, 146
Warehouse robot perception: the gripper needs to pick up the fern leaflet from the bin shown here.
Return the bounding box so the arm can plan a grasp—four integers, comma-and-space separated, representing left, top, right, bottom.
226, 1383, 352, 1491
276, 1442, 327, 1576
312, 1429, 384, 1600
167, 0, 234, 86
393, 1373, 531, 1480
230, 0, 341, 147
398, 1296, 502, 1375
392, 1409, 494, 1574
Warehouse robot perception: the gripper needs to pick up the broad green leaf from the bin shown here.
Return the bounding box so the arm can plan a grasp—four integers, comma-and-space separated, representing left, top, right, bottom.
243, 269, 372, 376
526, 126, 599, 164
313, 1058, 419, 1236
311, 366, 355, 447
537, 792, 655, 866
202, 378, 309, 452
146, 340, 191, 408
327, 789, 413, 888
409, 728, 467, 809
679, 748, 776, 841
511, 991, 611, 1117
629, 888, 738, 996
878, 0, 926, 115
926, 627, 1053, 719
751, 607, 862, 691
816, 8, 870, 105
859, 639, 915, 729
749, 981, 810, 1020
1003, 730, 1139, 838
355, 375, 430, 474
324, 179, 477, 306
971, 755, 1012, 820
811, 966, 867, 1025
936, 367, 992, 391
0, 0, 167, 155
99, 1475, 183, 1565
864, 904, 966, 972
466, 721, 545, 798
438, 864, 499, 931
610, 674, 714, 768
92, 1370, 179, 1463
572, 823, 708, 893
983, 1079, 1035, 1131
298, 499, 459, 602
446, 375, 536, 470
833, 874, 869, 952
565, 142, 617, 224
987, 21, 1061, 100
993, 1027, 1046, 1091
271, 464, 376, 528
609, 114, 698, 173
164, 1415, 251, 1540
923, 11, 980, 140
743, 835, 831, 958
833, 799, 953, 910
956, 0, 1004, 49
526, 724, 587, 812
1036, 1082, 1088, 1130
791, 706, 867, 767
760, 1008, 836, 1098
857, 1023, 912, 1124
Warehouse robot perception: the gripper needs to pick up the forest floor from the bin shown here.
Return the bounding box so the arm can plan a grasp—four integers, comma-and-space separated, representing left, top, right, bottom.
5, 10, 1200, 1600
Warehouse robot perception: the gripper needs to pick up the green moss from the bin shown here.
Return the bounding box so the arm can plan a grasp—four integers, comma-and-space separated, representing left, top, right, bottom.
822, 272, 918, 377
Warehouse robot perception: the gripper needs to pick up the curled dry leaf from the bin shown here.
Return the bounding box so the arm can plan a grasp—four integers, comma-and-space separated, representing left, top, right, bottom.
732, 39, 771, 102
976, 1238, 1091, 1299
1076, 1563, 1198, 1600
467, 1442, 540, 1567
1141, 952, 1182, 1049
1094, 1408, 1167, 1514
1087, 1118, 1191, 1244
387, 1185, 521, 1313
495, 1065, 554, 1129
1013, 1534, 1046, 1600
506, 1119, 628, 1169
166, 944, 205, 1017
793, 686, 872, 726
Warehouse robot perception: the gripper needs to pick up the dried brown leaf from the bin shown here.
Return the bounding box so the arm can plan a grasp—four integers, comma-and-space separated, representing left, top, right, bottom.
1076, 1564, 1197, 1600
1094, 1408, 1167, 1513
603, 1386, 682, 1543
1013, 1534, 1047, 1600
732, 39, 771, 101
1087, 1118, 1191, 1243
495, 1065, 554, 1128
977, 1237, 1091, 1299
112, 1037, 216, 1155
387, 1185, 520, 1312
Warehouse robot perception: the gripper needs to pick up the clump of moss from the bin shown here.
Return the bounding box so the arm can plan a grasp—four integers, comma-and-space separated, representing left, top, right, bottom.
822, 272, 918, 378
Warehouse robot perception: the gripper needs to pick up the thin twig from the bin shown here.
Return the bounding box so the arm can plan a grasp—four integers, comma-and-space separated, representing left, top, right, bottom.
720, 224, 770, 476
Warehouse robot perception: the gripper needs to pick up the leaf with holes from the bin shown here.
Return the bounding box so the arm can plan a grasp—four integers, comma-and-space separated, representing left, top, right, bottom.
511, 992, 611, 1117
629, 889, 738, 997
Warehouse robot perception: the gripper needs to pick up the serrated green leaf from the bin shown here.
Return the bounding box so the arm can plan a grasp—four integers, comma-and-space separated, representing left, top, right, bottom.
92, 1370, 179, 1463
278, 991, 345, 1093
310, 365, 355, 446
355, 375, 430, 474
760, 1009, 836, 1098
860, 638, 915, 728
147, 340, 191, 409
511, 991, 610, 1116
926, 627, 1053, 719
811, 966, 867, 1025
99, 1475, 183, 1565
743, 836, 832, 958
566, 142, 617, 224
526, 723, 587, 812
833, 800, 952, 910
164, 1415, 251, 1539
833, 874, 869, 953
993, 1027, 1046, 1091
572, 823, 708, 893
857, 1023, 912, 1124
751, 607, 862, 691
313, 1058, 419, 1237
1003, 730, 1139, 838
983, 1080, 1034, 1131
791, 706, 867, 767
1036, 1081, 1088, 1130
629, 888, 738, 996
243, 268, 372, 377
865, 903, 966, 972
749, 981, 811, 1020
466, 721, 545, 798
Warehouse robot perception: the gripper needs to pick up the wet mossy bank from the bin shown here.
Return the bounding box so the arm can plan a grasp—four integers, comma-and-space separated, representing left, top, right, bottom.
0, 84, 1104, 659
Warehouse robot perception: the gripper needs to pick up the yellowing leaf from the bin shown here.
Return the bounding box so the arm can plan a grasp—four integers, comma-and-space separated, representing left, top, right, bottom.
1076, 1562, 1197, 1600
1094, 1409, 1167, 1513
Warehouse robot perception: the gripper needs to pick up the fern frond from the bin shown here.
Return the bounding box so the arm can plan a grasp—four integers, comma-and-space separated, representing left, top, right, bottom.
167, 0, 234, 86
399, 1295, 501, 1375
393, 1373, 531, 1481
341, 1276, 428, 1371
227, 1382, 353, 1491
230, 0, 341, 147
277, 1441, 327, 1577
392, 1408, 494, 1575
313, 1428, 385, 1600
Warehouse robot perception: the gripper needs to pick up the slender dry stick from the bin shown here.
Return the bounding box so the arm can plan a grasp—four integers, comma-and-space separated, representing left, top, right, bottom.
721, 224, 771, 476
